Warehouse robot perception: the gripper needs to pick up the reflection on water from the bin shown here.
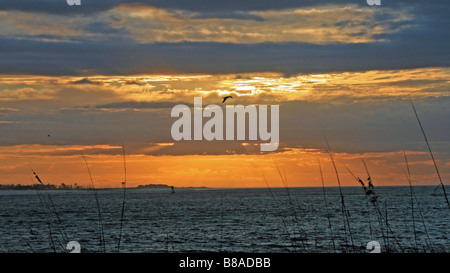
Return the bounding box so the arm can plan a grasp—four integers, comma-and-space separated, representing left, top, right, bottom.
0, 186, 448, 253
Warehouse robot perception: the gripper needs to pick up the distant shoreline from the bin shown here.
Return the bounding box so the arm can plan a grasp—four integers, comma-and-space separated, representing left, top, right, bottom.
0, 183, 209, 191
0, 184, 445, 191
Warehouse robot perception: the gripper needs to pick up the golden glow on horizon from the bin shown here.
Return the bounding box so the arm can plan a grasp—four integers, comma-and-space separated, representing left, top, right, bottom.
0, 144, 447, 188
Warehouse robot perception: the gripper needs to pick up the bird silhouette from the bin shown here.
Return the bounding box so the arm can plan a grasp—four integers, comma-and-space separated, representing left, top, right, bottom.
222, 96, 233, 103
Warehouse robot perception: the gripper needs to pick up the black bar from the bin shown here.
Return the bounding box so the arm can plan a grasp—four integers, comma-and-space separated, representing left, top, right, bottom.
1, 253, 446, 272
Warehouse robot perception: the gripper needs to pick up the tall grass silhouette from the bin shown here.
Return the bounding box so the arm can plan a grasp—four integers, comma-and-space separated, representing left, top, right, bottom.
402, 150, 435, 252
81, 153, 106, 253
31, 169, 69, 250
344, 160, 404, 252
410, 99, 450, 209
318, 159, 336, 252
117, 142, 127, 253
324, 136, 355, 252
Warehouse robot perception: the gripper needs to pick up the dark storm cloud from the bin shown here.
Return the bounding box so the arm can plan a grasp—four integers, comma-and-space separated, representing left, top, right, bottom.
0, 0, 355, 15
1, 96, 448, 156
0, 38, 448, 76
2, 1, 446, 14
0, 1, 448, 75
279, 97, 450, 154
0, 0, 120, 15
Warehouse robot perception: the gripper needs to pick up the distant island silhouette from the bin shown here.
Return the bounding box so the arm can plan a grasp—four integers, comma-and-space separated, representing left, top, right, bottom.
136, 184, 172, 189
0, 183, 208, 190
0, 183, 87, 190
136, 184, 208, 189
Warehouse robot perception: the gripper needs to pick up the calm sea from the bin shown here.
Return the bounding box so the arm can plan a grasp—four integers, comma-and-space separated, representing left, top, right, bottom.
0, 186, 448, 253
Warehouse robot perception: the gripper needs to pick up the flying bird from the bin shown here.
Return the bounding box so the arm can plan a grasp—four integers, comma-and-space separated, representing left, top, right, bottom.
222, 96, 233, 103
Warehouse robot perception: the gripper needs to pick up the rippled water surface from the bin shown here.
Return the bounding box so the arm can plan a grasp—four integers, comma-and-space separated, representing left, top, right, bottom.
0, 186, 448, 253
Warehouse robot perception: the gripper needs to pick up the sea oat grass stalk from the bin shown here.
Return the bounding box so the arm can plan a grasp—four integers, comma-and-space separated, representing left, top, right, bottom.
324, 136, 355, 252
402, 151, 435, 252
318, 159, 336, 253
410, 99, 450, 209
261, 174, 298, 251
344, 161, 404, 252
274, 161, 308, 252
32, 169, 69, 248
81, 154, 106, 253
117, 142, 127, 253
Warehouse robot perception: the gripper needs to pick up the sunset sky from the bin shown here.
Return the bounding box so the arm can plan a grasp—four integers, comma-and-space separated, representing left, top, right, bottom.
0, 0, 449, 188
